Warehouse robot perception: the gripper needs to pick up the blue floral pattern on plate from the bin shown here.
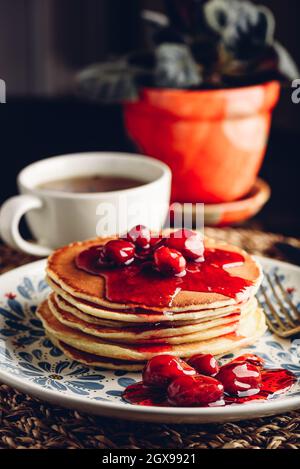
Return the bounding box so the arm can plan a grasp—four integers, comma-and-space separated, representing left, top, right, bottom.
0, 257, 299, 407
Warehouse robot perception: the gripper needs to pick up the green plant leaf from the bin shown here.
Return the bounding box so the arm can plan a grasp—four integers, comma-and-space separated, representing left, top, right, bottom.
273, 41, 299, 81
76, 60, 146, 103
155, 43, 203, 88
203, 0, 275, 60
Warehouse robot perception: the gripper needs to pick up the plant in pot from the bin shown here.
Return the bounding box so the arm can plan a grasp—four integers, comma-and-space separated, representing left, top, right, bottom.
77, 0, 298, 215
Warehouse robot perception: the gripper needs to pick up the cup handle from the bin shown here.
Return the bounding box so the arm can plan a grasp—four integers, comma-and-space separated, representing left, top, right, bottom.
0, 195, 52, 256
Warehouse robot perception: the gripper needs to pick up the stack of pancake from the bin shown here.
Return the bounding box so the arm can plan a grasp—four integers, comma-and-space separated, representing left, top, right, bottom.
37, 237, 266, 370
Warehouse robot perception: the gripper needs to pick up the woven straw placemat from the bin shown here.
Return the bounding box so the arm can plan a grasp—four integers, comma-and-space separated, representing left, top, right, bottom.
0, 228, 300, 449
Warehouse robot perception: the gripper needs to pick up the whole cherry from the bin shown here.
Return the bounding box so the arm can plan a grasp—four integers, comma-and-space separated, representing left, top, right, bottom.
143, 355, 196, 388
154, 246, 186, 277
104, 239, 135, 266
188, 354, 220, 377
96, 245, 114, 267
75, 245, 113, 273
135, 234, 165, 261
167, 374, 224, 407
216, 361, 262, 397
166, 229, 204, 262
230, 354, 264, 368
126, 225, 151, 249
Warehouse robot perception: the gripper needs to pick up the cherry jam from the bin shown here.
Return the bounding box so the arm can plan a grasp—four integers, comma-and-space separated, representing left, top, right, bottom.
76, 246, 252, 307
122, 355, 297, 408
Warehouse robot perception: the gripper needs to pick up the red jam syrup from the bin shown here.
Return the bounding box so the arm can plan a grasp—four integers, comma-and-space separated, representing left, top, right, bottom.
122, 355, 297, 407
76, 245, 252, 308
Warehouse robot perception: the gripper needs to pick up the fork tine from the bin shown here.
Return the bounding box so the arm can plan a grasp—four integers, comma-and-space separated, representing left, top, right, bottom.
274, 273, 300, 320
260, 283, 289, 331
283, 325, 300, 336
265, 273, 296, 328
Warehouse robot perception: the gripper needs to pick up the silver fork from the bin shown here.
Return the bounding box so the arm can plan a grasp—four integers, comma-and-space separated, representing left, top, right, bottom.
257, 272, 300, 338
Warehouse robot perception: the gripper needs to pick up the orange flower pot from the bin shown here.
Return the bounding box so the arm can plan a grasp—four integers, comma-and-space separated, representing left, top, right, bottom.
124, 81, 280, 203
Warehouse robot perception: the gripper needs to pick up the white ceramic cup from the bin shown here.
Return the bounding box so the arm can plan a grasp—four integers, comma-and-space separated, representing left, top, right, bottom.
0, 152, 171, 256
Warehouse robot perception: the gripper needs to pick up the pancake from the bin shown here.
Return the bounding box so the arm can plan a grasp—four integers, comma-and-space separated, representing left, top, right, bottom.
54, 292, 256, 328
48, 293, 245, 344
46, 236, 262, 312
47, 334, 145, 371
47, 276, 255, 323
37, 299, 266, 365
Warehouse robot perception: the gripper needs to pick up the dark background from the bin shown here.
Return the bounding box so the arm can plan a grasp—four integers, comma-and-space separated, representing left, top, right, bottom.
0, 0, 299, 237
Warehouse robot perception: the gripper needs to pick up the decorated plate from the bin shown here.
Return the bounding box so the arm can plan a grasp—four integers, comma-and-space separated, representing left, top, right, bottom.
0, 257, 299, 424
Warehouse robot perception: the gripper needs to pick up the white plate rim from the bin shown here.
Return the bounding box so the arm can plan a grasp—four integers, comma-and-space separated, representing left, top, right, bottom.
0, 256, 299, 423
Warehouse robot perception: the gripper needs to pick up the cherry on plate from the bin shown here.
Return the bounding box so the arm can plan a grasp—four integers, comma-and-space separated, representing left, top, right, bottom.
230, 354, 264, 368
104, 239, 135, 266
143, 355, 196, 388
154, 246, 186, 277
126, 225, 151, 249
188, 354, 219, 376
167, 374, 224, 407
166, 229, 204, 262
216, 361, 262, 397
